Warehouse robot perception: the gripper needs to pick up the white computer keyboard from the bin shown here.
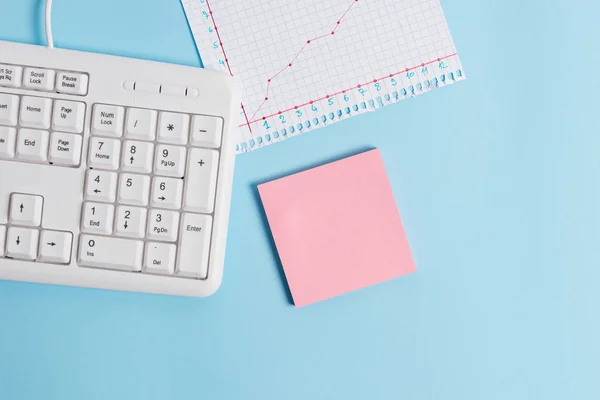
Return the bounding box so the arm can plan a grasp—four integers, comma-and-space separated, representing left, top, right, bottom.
0, 40, 239, 297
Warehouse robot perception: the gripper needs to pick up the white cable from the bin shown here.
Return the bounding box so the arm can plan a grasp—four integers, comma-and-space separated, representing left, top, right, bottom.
45, 0, 54, 48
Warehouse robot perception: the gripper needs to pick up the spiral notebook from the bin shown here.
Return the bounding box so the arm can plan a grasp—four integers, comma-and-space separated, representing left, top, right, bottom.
181, 0, 465, 153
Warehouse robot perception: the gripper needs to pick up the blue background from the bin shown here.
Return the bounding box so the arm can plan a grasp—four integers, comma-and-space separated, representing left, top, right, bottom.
0, 0, 597, 399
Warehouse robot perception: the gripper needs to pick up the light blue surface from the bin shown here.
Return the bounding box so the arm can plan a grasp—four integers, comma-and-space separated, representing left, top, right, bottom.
0, 0, 597, 399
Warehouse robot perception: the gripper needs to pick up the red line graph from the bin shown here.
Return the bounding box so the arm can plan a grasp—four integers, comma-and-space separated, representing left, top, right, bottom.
238, 52, 458, 128
204, 0, 458, 131
248, 0, 359, 122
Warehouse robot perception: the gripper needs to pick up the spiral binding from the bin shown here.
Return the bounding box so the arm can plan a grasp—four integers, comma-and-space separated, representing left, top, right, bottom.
235, 69, 464, 153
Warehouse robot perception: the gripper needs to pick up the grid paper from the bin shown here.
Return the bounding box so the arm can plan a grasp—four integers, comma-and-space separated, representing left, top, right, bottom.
182, 0, 465, 153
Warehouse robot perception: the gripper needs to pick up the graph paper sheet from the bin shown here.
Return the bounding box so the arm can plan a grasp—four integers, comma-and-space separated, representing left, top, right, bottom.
182, 0, 465, 153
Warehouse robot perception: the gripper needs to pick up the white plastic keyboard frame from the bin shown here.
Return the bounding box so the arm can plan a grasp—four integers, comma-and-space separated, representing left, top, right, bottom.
0, 40, 239, 297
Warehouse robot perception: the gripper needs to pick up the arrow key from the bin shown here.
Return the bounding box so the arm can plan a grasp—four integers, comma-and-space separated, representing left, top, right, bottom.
114, 206, 147, 239
6, 227, 39, 260
121, 140, 154, 174
39, 230, 73, 264
9, 193, 43, 227
151, 177, 183, 210
85, 170, 117, 202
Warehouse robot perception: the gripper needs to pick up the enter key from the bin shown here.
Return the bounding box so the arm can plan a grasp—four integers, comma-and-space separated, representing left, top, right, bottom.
176, 213, 213, 279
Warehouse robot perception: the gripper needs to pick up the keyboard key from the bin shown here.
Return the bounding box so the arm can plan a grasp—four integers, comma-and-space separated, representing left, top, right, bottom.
147, 209, 179, 242
0, 126, 16, 159
154, 144, 186, 177
157, 111, 189, 144
55, 71, 88, 95
85, 170, 117, 202
0, 93, 19, 125
114, 206, 147, 239
0, 64, 23, 88
81, 202, 114, 235
6, 227, 39, 260
122, 140, 154, 173
39, 230, 73, 264
144, 242, 176, 274
0, 225, 5, 256
190, 115, 223, 148
177, 213, 212, 278
9, 193, 43, 227
79, 235, 143, 272
23, 67, 55, 91
92, 104, 124, 137
118, 173, 150, 206
48, 132, 82, 166
183, 148, 219, 213
16, 129, 49, 162
125, 108, 157, 141
88, 137, 120, 170
19, 96, 52, 129
51, 100, 85, 133
151, 177, 183, 209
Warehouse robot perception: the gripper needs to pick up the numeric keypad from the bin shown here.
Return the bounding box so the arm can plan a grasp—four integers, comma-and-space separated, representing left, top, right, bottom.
79, 103, 222, 278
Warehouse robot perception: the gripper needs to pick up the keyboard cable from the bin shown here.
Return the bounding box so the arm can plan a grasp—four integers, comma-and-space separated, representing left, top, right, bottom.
45, 0, 54, 48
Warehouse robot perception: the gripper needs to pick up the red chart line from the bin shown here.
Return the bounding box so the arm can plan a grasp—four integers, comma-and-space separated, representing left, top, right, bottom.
240, 103, 252, 133
205, 0, 255, 132
205, 0, 456, 131
205, 0, 232, 76
239, 52, 458, 128
248, 0, 359, 121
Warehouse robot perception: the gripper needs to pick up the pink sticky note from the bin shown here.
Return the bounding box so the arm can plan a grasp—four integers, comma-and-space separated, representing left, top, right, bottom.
258, 149, 416, 307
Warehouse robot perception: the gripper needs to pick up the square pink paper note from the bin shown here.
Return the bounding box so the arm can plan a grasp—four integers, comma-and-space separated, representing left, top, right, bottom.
258, 149, 415, 307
